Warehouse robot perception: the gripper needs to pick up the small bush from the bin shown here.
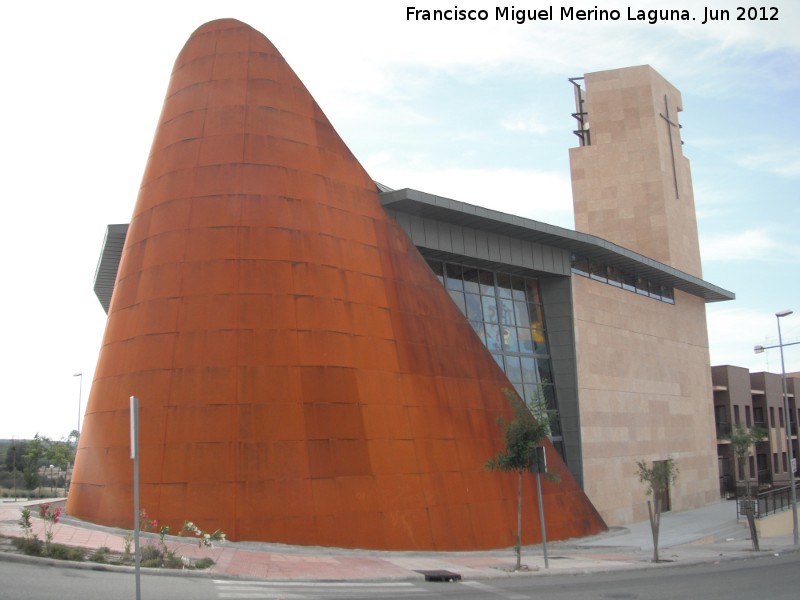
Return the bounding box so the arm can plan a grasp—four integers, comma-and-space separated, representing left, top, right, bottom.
140, 544, 163, 562
193, 557, 215, 569
89, 547, 111, 563
163, 552, 183, 569
47, 543, 85, 561
141, 558, 162, 568
12, 537, 42, 556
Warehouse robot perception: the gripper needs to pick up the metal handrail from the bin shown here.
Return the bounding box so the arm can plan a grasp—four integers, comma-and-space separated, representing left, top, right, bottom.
736, 482, 800, 519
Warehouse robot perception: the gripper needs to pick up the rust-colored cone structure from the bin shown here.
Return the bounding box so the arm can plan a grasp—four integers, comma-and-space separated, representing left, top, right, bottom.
68, 19, 605, 549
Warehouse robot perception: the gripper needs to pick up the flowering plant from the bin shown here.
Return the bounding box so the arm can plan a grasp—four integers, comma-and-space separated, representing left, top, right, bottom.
138, 509, 159, 532
182, 521, 226, 548
38, 503, 62, 552
18, 507, 33, 540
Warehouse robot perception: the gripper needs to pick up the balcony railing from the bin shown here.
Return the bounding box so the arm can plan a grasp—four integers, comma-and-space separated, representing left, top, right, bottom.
737, 482, 800, 519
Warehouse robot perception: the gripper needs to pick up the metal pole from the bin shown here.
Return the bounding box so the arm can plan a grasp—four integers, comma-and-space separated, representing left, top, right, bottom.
73, 373, 82, 434
131, 396, 141, 600
776, 314, 799, 545
535, 447, 549, 568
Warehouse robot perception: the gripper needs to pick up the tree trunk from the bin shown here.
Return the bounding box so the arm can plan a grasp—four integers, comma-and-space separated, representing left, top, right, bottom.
647, 499, 661, 562
516, 469, 522, 570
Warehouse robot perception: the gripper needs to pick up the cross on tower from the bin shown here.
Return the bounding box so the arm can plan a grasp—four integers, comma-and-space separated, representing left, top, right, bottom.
659, 94, 681, 199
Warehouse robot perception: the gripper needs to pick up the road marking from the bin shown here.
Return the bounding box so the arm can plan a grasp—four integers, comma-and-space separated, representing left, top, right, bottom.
213, 579, 423, 599
461, 580, 529, 599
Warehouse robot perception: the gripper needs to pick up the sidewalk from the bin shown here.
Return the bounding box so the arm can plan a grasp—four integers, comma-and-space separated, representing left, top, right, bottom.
0, 498, 797, 581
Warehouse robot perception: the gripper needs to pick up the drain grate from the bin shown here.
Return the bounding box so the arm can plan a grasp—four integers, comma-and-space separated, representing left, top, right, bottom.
415, 569, 462, 582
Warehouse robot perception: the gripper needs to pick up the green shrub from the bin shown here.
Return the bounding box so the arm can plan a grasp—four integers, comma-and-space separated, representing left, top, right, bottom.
89, 547, 111, 563
193, 557, 215, 569
163, 552, 183, 569
47, 543, 85, 561
141, 558, 162, 568
140, 544, 163, 562
12, 537, 42, 556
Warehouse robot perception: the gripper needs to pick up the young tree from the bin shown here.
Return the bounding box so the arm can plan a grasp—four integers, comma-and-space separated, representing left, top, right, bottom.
47, 437, 75, 495
486, 388, 557, 571
636, 457, 679, 563
23, 436, 46, 492
726, 424, 767, 551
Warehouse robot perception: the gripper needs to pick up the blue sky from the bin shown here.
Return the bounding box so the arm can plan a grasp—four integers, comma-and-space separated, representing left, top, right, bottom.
1, 0, 798, 439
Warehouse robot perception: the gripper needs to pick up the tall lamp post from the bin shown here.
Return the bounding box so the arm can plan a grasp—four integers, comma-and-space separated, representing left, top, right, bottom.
73, 373, 83, 434
775, 310, 798, 545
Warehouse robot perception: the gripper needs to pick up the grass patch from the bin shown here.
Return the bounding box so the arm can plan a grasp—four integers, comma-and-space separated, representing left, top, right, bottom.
12, 537, 85, 561
88, 546, 111, 563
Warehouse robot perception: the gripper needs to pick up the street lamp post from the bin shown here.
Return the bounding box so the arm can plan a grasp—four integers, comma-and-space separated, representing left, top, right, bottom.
775, 310, 799, 546
73, 373, 82, 434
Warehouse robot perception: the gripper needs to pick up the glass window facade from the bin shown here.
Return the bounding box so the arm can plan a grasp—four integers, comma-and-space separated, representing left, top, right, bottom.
426, 259, 564, 446
571, 253, 675, 304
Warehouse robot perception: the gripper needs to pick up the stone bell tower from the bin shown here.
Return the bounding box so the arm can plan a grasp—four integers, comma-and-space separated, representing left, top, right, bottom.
569, 65, 702, 278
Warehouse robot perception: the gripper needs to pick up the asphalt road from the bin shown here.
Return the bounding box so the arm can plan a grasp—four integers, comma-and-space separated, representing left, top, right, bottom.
0, 551, 798, 599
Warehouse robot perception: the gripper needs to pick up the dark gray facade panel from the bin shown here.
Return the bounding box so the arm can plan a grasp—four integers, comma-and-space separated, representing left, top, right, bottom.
474, 230, 490, 261
405, 214, 427, 246
436, 221, 453, 253
510, 237, 524, 266
450, 223, 466, 255
540, 276, 584, 487
487, 232, 502, 262
380, 188, 734, 302
423, 217, 439, 249
462, 228, 478, 257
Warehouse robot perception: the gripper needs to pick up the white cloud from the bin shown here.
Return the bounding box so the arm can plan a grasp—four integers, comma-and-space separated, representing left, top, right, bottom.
707, 305, 800, 373
363, 158, 575, 227
500, 113, 552, 135
700, 229, 783, 262
735, 151, 800, 178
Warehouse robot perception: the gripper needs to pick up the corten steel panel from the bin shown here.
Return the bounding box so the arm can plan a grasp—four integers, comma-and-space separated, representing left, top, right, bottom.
67, 18, 606, 550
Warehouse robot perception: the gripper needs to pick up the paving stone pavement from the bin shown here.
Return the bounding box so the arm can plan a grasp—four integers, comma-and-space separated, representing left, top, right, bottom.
1, 498, 797, 581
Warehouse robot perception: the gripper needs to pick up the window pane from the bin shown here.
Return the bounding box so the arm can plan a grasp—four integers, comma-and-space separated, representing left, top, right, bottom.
448, 289, 466, 313
607, 265, 623, 287
505, 355, 522, 383
661, 285, 674, 304
622, 271, 636, 292
463, 268, 480, 294
525, 279, 542, 304
537, 359, 553, 385
511, 277, 527, 300
479, 270, 495, 295
533, 329, 548, 354
496, 273, 513, 298
518, 327, 534, 353
635, 275, 649, 296
571, 254, 589, 277
499, 298, 515, 326
529, 303, 544, 329
648, 280, 662, 300
521, 357, 537, 383
491, 353, 504, 370
502, 326, 519, 352
485, 324, 503, 352
514, 301, 530, 328
589, 261, 607, 282
482, 296, 499, 323
445, 263, 464, 291
427, 259, 444, 284
465, 293, 483, 321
